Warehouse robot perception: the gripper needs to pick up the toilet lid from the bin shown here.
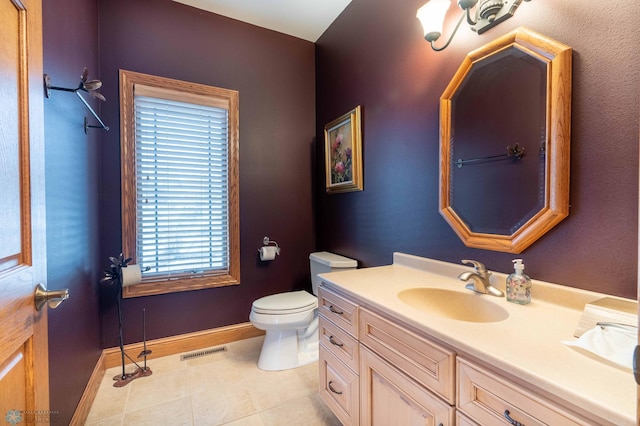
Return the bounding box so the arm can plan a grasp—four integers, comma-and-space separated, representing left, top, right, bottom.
252, 291, 317, 314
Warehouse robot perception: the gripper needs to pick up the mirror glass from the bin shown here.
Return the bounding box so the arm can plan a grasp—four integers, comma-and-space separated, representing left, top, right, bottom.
440, 28, 572, 253
451, 47, 546, 235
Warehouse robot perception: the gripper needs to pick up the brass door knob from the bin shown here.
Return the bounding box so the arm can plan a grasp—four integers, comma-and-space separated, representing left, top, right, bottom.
34, 284, 69, 311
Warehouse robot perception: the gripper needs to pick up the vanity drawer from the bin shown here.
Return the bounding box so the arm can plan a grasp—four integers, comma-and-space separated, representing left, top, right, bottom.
457, 358, 588, 426
359, 308, 456, 404
319, 314, 359, 373
319, 343, 360, 426
318, 286, 359, 338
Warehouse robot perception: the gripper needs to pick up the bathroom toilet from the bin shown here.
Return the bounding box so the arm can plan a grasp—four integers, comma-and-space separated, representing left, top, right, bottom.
249, 251, 357, 371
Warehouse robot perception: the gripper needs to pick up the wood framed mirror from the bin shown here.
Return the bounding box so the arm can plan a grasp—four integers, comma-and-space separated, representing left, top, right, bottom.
440, 27, 572, 253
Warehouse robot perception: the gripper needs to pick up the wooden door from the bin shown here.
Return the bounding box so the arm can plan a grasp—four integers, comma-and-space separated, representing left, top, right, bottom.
0, 0, 49, 423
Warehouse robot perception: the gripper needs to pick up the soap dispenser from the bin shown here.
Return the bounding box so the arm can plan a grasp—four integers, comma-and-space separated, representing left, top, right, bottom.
506, 259, 531, 305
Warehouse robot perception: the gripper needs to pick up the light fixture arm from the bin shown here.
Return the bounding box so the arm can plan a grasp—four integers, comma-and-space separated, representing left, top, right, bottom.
429, 12, 466, 52
419, 0, 532, 51
459, 0, 479, 25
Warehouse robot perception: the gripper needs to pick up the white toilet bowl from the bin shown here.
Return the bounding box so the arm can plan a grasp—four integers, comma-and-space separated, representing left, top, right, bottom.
249, 251, 357, 371
250, 290, 319, 371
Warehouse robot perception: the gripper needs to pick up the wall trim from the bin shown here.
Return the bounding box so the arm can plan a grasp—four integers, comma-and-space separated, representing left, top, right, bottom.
69, 351, 105, 426
102, 322, 263, 369
72, 322, 263, 424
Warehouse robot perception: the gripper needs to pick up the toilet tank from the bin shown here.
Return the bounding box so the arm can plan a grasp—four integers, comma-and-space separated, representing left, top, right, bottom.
309, 251, 357, 295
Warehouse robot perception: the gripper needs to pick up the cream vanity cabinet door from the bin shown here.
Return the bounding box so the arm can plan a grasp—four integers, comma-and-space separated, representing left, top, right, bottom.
319, 342, 359, 426
318, 286, 360, 426
360, 346, 454, 425
457, 358, 591, 426
359, 307, 456, 425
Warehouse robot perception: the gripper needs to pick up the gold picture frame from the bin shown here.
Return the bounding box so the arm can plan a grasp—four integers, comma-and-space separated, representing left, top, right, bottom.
324, 105, 363, 194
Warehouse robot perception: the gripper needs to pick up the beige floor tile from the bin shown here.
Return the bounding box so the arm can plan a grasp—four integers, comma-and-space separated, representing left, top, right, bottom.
126, 368, 190, 413
88, 336, 337, 425
145, 353, 186, 374
259, 394, 340, 426
188, 355, 246, 391
244, 368, 314, 411
191, 378, 257, 425
221, 413, 265, 426
295, 361, 320, 391
228, 336, 264, 355
86, 378, 130, 422
85, 412, 124, 426
227, 337, 264, 371
230, 350, 263, 371
123, 396, 192, 426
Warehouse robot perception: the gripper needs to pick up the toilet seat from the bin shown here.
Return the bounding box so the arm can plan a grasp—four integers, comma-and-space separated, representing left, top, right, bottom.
252, 290, 317, 315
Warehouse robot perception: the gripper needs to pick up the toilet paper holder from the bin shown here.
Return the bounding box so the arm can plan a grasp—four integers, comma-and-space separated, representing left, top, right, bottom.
260, 236, 281, 255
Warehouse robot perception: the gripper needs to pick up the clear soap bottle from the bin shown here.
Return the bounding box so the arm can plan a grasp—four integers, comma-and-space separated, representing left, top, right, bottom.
506, 259, 531, 304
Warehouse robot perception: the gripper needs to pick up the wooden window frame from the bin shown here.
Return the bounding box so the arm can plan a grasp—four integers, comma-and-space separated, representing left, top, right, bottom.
119, 69, 240, 298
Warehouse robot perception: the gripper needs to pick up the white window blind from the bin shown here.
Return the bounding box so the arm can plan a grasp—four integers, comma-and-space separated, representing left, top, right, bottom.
134, 93, 230, 281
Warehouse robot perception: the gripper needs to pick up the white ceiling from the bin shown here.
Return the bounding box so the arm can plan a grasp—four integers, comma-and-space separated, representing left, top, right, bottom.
172, 0, 352, 42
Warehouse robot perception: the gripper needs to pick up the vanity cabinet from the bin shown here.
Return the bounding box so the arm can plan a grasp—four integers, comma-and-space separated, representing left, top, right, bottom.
319, 283, 608, 426
318, 286, 360, 426
319, 286, 456, 425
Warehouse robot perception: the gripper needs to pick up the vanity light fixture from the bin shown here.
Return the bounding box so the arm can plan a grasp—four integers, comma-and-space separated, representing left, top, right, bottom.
417, 0, 532, 51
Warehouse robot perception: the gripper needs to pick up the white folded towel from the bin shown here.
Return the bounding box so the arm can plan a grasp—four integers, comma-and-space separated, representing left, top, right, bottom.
563, 324, 636, 369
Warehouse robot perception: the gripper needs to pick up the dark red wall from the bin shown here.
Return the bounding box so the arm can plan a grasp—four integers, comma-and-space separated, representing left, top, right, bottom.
97, 0, 316, 346
43, 0, 102, 423
316, 0, 639, 299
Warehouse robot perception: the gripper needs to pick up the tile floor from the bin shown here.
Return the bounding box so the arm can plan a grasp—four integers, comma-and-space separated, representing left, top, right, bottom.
86, 336, 341, 425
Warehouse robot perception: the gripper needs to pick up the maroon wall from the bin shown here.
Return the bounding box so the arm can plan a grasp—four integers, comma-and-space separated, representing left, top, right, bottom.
43, 0, 102, 423
316, 0, 639, 299
98, 0, 316, 346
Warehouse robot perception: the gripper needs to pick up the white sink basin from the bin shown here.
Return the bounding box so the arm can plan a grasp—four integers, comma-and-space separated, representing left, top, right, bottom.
397, 287, 509, 323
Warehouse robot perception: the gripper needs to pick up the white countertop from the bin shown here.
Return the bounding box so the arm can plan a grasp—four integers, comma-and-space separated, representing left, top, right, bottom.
318, 253, 637, 425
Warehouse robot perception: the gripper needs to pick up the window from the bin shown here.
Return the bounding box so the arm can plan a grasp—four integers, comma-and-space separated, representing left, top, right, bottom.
120, 70, 239, 297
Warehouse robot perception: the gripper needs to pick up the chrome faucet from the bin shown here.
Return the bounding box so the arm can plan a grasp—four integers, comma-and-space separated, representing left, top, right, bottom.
458, 260, 504, 297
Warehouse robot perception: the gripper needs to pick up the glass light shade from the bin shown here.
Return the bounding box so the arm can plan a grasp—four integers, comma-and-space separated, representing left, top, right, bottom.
417, 0, 451, 41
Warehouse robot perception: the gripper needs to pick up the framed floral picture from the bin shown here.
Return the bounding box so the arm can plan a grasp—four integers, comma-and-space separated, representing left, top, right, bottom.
324, 105, 363, 194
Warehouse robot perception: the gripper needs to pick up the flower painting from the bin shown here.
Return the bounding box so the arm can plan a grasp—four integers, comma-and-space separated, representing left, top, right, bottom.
330, 124, 353, 184
324, 106, 363, 194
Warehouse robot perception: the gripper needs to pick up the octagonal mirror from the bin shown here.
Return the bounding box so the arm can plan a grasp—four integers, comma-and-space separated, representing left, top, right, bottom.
440, 27, 572, 253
